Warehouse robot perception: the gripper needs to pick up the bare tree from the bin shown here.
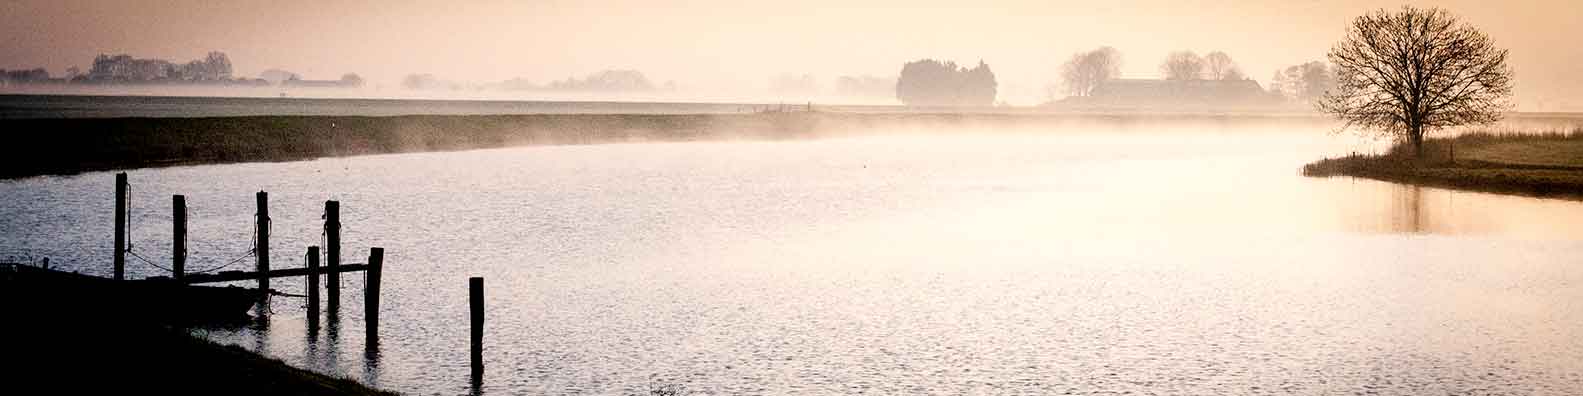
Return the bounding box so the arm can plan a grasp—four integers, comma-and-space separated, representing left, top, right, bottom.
1159, 51, 1204, 80
1204, 51, 1244, 80
1319, 6, 1513, 158
1059, 46, 1122, 97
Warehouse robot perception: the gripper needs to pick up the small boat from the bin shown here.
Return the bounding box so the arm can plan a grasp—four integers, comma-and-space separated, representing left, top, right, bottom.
0, 263, 264, 323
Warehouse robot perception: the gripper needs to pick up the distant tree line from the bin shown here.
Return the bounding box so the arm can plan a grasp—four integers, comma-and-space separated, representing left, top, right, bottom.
1157, 50, 1246, 81
1270, 61, 1333, 103
257, 68, 364, 88
405, 70, 674, 92
0, 51, 367, 89
1044, 45, 1342, 108
87, 52, 234, 82
1059, 47, 1122, 97
770, 73, 820, 95
0, 68, 54, 85
547, 70, 657, 91
835, 75, 895, 98
895, 59, 997, 106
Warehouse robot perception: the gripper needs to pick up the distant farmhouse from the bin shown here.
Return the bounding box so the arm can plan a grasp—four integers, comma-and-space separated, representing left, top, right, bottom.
1060, 78, 1277, 110
282, 74, 364, 89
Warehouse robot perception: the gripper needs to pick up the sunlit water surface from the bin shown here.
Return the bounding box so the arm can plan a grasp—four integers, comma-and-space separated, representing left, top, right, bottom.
2, 123, 1581, 395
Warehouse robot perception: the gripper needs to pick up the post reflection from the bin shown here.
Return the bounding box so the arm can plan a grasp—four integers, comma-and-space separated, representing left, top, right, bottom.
362, 346, 382, 390
470, 369, 483, 396
324, 306, 342, 375
249, 308, 269, 357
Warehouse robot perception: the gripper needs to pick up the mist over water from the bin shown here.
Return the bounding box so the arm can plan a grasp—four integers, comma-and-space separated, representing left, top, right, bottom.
3, 119, 1581, 394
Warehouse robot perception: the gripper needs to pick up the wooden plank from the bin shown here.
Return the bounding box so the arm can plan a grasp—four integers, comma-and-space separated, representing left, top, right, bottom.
182, 263, 368, 284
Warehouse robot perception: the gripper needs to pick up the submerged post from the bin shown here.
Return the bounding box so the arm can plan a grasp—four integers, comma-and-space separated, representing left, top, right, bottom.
326, 200, 341, 309
256, 191, 270, 293
470, 277, 484, 376
172, 195, 186, 282
307, 246, 321, 330
113, 173, 127, 281
365, 247, 383, 345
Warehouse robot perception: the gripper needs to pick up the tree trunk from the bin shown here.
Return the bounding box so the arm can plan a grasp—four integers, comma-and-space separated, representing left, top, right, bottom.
1409, 124, 1424, 159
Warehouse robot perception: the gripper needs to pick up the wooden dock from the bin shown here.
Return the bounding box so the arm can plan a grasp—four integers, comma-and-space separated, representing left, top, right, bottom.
105, 172, 386, 346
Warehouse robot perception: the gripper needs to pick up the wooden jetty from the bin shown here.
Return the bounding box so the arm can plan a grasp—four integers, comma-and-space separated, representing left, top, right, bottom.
96, 173, 386, 340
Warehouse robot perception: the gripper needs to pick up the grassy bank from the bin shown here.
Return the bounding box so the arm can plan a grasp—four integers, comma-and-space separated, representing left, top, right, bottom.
1303, 129, 1583, 200
0, 112, 1330, 179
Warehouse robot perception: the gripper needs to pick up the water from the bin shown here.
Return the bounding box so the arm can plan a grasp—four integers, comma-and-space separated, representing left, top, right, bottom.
2, 122, 1582, 395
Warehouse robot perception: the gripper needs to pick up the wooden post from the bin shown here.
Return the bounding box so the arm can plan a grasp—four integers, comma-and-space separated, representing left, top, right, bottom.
113, 172, 126, 281
307, 246, 320, 330
256, 191, 270, 293
470, 277, 484, 376
365, 247, 383, 345
326, 200, 341, 308
172, 195, 186, 282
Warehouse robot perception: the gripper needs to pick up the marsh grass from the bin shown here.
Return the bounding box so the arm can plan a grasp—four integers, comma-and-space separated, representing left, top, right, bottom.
1304, 127, 1583, 199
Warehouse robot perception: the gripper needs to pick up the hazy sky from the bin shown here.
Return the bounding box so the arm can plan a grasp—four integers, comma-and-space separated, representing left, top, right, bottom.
2, 0, 1580, 107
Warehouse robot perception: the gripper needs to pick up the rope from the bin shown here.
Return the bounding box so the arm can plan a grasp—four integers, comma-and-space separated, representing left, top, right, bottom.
184, 205, 258, 274
121, 190, 258, 275
187, 252, 252, 274
126, 249, 172, 272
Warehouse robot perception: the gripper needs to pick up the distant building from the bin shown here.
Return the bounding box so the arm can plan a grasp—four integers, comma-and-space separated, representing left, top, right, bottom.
1074, 78, 1271, 108
281, 74, 362, 89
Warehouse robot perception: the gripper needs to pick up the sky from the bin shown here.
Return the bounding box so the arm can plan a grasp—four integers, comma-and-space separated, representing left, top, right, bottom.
2, 0, 1580, 108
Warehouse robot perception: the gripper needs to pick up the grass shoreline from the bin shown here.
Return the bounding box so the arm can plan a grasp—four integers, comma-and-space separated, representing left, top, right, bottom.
0, 112, 1333, 180
1303, 130, 1583, 200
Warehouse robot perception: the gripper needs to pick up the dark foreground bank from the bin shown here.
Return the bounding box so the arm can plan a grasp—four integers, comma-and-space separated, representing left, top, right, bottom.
0, 112, 1332, 179
1303, 130, 1583, 200
2, 323, 399, 396
0, 266, 397, 396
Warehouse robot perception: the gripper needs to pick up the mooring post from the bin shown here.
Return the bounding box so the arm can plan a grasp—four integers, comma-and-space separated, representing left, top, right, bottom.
114, 172, 127, 281
172, 195, 186, 282
326, 200, 341, 309
365, 247, 383, 345
256, 191, 270, 293
470, 277, 484, 376
307, 246, 321, 330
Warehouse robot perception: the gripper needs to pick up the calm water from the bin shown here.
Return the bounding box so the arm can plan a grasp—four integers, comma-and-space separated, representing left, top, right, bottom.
2, 122, 1582, 395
